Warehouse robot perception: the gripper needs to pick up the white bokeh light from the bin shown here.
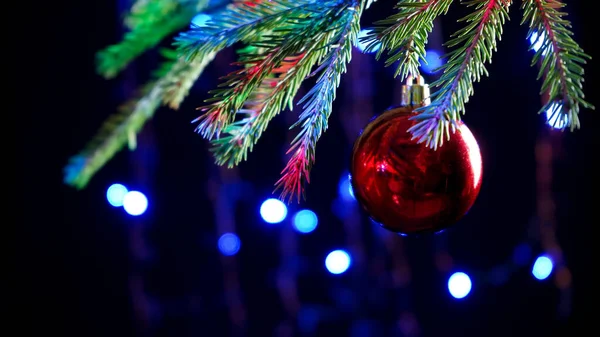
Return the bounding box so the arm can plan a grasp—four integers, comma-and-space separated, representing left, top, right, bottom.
122, 191, 148, 216
260, 198, 288, 224
325, 250, 351, 275
532, 255, 554, 280
545, 102, 567, 129
355, 29, 380, 53
448, 272, 472, 299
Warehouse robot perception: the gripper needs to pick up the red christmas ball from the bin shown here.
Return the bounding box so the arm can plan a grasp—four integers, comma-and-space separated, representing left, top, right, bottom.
350, 106, 483, 235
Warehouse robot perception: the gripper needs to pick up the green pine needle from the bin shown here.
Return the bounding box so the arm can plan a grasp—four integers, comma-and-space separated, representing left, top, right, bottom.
174, 0, 321, 62
409, 0, 512, 149
161, 49, 217, 109
363, 0, 453, 80
96, 0, 206, 79
521, 0, 594, 130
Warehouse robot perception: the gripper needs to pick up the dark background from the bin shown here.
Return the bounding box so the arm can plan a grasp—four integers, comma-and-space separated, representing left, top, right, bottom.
21, 1, 597, 336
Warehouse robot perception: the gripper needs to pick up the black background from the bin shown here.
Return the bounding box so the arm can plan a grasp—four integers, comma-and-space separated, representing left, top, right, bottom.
20, 1, 598, 336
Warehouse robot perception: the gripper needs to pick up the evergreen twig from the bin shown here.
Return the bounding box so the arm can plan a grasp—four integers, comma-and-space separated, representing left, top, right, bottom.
275, 2, 363, 202
97, 0, 208, 78
409, 0, 512, 149
521, 0, 594, 130
64, 51, 213, 188
175, 0, 321, 62
364, 0, 453, 80
194, 1, 362, 202
186, 0, 356, 142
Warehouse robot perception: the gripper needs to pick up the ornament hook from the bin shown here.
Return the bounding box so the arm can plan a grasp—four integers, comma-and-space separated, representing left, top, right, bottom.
401, 75, 430, 107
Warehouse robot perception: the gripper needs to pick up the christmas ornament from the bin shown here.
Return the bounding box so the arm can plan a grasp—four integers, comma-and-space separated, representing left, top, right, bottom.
350, 77, 482, 235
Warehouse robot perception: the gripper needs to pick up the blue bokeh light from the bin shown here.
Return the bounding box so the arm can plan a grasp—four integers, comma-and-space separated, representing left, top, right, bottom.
532, 255, 554, 280
293, 210, 318, 234
122, 191, 148, 216
106, 183, 128, 207
260, 198, 288, 224
218, 233, 241, 256
325, 249, 351, 275
448, 272, 472, 299
356, 29, 380, 53
545, 102, 567, 130
339, 173, 355, 201
191, 13, 211, 28
529, 31, 545, 53
420, 49, 443, 74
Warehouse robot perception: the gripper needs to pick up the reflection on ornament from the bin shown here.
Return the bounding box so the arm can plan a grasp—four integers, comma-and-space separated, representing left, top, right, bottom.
350, 77, 483, 235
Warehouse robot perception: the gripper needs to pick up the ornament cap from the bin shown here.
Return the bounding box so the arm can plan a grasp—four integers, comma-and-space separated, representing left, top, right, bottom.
400, 75, 431, 107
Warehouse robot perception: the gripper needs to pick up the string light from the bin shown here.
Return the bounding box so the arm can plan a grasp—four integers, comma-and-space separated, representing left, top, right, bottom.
355, 28, 380, 53
191, 13, 211, 27
260, 198, 288, 224
293, 209, 318, 234
420, 49, 443, 74
122, 190, 148, 216
532, 255, 554, 281
218, 233, 241, 256
325, 250, 352, 275
106, 183, 128, 207
448, 272, 472, 299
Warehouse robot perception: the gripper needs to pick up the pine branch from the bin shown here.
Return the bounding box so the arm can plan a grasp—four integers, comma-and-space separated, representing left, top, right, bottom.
124, 0, 181, 29
97, 0, 213, 79
189, 0, 352, 140
64, 82, 162, 189
186, 0, 365, 202
175, 0, 321, 62
160, 49, 217, 109
362, 0, 453, 80
64, 52, 212, 188
521, 0, 594, 130
275, 2, 363, 202
409, 0, 512, 149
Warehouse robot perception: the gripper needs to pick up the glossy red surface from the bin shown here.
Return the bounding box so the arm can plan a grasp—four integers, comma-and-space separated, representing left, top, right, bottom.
350, 107, 483, 235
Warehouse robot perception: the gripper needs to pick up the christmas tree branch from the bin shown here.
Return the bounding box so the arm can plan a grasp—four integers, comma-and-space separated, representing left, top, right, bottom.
175, 0, 321, 62
161, 49, 217, 109
521, 0, 594, 130
364, 0, 453, 80
275, 2, 364, 202
409, 0, 512, 149
207, 52, 304, 167
186, 0, 357, 141
97, 0, 219, 79
64, 81, 161, 188
64, 51, 213, 188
